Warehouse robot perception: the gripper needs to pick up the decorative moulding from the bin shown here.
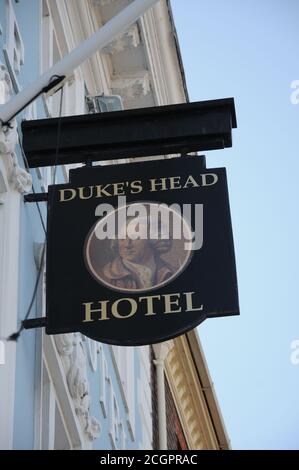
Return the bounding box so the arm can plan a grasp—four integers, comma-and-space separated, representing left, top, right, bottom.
54, 333, 101, 441
102, 24, 141, 55
111, 70, 151, 101
0, 63, 32, 194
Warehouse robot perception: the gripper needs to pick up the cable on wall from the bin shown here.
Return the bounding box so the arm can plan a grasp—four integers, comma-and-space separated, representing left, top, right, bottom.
1, 86, 65, 342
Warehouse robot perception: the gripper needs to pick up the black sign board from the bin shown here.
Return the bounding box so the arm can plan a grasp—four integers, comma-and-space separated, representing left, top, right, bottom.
22, 98, 237, 168
46, 157, 239, 346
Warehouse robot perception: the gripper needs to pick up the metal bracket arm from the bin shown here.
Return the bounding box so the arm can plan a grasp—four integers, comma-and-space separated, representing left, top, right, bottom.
24, 193, 48, 203
23, 317, 46, 329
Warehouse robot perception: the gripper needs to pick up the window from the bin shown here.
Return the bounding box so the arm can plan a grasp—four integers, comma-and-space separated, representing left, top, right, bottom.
111, 346, 136, 440
41, 364, 73, 450
41, 0, 63, 118
3, 0, 24, 90
41, 0, 85, 119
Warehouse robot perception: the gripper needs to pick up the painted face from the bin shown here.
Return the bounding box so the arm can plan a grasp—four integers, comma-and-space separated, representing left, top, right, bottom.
118, 237, 149, 263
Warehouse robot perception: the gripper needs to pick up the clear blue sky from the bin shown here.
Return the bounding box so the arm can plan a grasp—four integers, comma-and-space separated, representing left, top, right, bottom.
171, 0, 299, 450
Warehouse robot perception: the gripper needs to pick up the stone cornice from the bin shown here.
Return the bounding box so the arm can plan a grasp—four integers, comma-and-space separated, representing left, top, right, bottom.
164, 335, 221, 450
90, 0, 187, 107
111, 70, 151, 101
102, 24, 141, 55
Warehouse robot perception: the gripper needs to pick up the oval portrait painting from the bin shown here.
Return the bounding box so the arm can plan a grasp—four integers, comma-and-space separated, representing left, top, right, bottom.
84, 202, 193, 294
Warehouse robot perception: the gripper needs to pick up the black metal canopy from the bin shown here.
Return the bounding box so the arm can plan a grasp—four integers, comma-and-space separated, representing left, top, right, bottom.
21, 98, 237, 168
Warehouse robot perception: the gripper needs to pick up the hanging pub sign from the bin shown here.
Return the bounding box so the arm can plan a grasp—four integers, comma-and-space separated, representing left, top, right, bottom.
45, 156, 239, 345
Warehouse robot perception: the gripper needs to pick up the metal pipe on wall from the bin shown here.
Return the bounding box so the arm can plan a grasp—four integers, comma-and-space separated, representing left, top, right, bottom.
154, 358, 168, 450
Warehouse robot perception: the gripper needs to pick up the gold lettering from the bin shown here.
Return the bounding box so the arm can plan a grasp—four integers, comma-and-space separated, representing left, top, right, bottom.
185, 292, 203, 312
169, 176, 182, 190
113, 182, 125, 196
130, 180, 143, 194
183, 175, 199, 189
111, 298, 137, 319
95, 184, 112, 198
82, 291, 203, 323
149, 178, 168, 192
163, 293, 182, 314
140, 295, 161, 316
201, 173, 218, 187
82, 301, 109, 322
59, 188, 76, 202
78, 186, 94, 200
